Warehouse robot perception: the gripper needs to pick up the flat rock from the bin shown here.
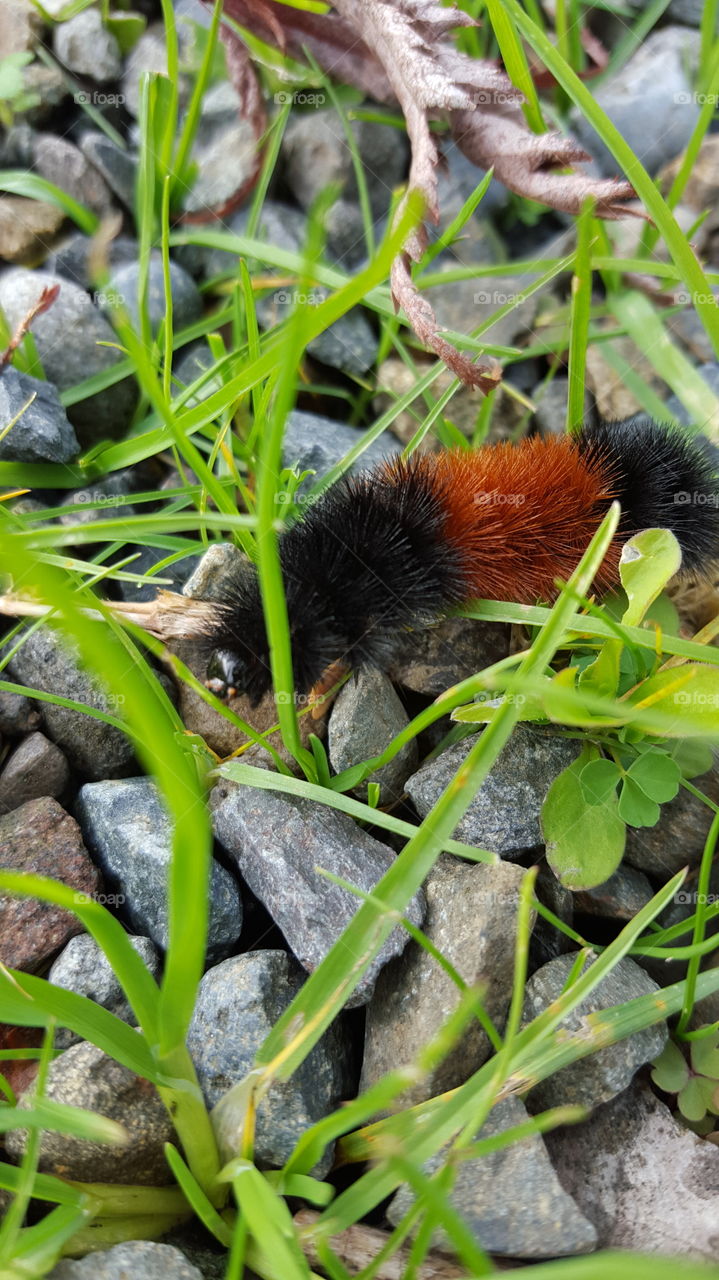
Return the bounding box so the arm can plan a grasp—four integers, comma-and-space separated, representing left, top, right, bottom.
545, 1078, 719, 1259
430, 268, 544, 351
406, 726, 580, 857
0, 731, 70, 813
47, 1242, 203, 1280
387, 616, 510, 695
0, 269, 137, 445
53, 8, 122, 82
77, 777, 243, 962
0, 196, 65, 265
521, 952, 667, 1111
211, 777, 425, 1005
188, 950, 353, 1171
48, 933, 161, 1050
6, 1040, 174, 1184
0, 797, 100, 973
281, 409, 400, 490
361, 858, 527, 1108
6, 627, 135, 779
570, 27, 701, 176
387, 1095, 597, 1258
0, 367, 79, 463
33, 134, 113, 218
328, 666, 417, 804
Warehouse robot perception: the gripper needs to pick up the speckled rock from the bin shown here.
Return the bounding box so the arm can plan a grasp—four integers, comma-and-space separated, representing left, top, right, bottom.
570, 27, 701, 176
6, 1041, 174, 1184
387, 616, 510, 695
0, 196, 65, 265
0, 269, 137, 444
0, 690, 40, 736
624, 762, 719, 876
282, 107, 407, 221
282, 409, 400, 491
121, 23, 191, 118
211, 777, 425, 1005
33, 134, 113, 218
48, 934, 161, 1050
105, 257, 202, 334
328, 667, 417, 804
545, 1078, 719, 1260
188, 950, 353, 1171
0, 797, 100, 972
77, 777, 242, 962
388, 1096, 597, 1258
6, 627, 135, 779
1, 0, 41, 57
522, 952, 668, 1111
53, 7, 122, 82
183, 540, 245, 601
58, 469, 140, 527
47, 1242, 204, 1280
0, 731, 70, 813
361, 858, 527, 1108
79, 133, 138, 211
406, 726, 580, 857
572, 864, 653, 921
0, 367, 79, 463
182, 81, 258, 215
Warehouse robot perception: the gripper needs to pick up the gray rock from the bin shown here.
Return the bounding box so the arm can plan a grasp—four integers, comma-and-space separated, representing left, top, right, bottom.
572, 863, 654, 921
183, 82, 258, 216
121, 23, 191, 119
105, 256, 202, 335
33, 134, 113, 218
533, 376, 593, 436
388, 1095, 597, 1258
47, 232, 138, 292
262, 285, 378, 377
328, 666, 417, 804
0, 731, 70, 813
173, 340, 224, 406
665, 361, 719, 423
0, 367, 79, 463
570, 27, 701, 177
2, 0, 41, 57
48, 934, 161, 1051
210, 777, 425, 1005
113, 544, 197, 603
281, 409, 400, 489
188, 950, 353, 1171
179, 199, 307, 281
53, 8, 122, 82
429, 267, 544, 351
361, 858, 527, 1108
546, 1078, 719, 1259
79, 133, 137, 210
387, 616, 510, 696
6, 628, 135, 779
521, 952, 667, 1111
6, 1041, 174, 1185
433, 139, 508, 244
77, 777, 242, 961
282, 108, 408, 221
183, 540, 245, 601
58, 469, 139, 527
0, 690, 40, 736
625, 764, 719, 876
0, 122, 34, 169
0, 269, 137, 445
18, 63, 67, 126
406, 726, 580, 857
47, 1242, 203, 1280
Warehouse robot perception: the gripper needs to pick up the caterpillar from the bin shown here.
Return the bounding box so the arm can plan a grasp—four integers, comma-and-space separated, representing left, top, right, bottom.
204, 415, 719, 703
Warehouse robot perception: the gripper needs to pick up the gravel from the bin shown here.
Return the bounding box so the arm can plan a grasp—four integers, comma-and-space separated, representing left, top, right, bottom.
0, 367, 79, 463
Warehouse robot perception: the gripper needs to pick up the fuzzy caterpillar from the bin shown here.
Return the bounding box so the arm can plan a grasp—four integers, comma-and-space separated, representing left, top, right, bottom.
204, 415, 719, 702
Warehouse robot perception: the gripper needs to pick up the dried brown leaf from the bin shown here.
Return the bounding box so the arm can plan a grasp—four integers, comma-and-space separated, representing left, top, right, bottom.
0, 283, 60, 370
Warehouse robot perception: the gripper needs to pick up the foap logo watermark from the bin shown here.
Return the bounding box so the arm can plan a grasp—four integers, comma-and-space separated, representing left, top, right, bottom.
674, 91, 719, 105
106, 692, 127, 709
274, 689, 315, 707
91, 289, 126, 310
475, 691, 526, 707
473, 490, 526, 507
75, 91, 126, 107
275, 490, 320, 508
674, 491, 719, 507
475, 90, 519, 106
74, 490, 128, 509
74, 891, 126, 907
275, 289, 324, 307
674, 291, 717, 306
675, 890, 719, 906
274, 90, 326, 107
474, 290, 521, 306
673, 690, 719, 707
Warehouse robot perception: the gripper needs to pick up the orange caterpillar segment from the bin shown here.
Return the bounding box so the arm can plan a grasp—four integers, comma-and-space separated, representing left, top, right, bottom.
395, 436, 621, 603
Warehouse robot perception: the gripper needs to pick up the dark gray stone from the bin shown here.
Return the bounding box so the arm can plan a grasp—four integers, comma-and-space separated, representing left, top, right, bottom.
47, 1242, 203, 1280
6, 628, 135, 779
572, 863, 654, 921
429, 267, 544, 351
625, 766, 719, 876
328, 666, 417, 804
406, 726, 580, 857
173, 340, 223, 406
0, 730, 70, 813
0, 269, 137, 445
182, 82, 258, 216
58, 469, 139, 527
387, 616, 510, 695
33, 134, 113, 217
533, 376, 593, 436
281, 409, 400, 489
6, 1041, 174, 1185
433, 138, 508, 247
666, 361, 719, 423
262, 285, 378, 377
79, 133, 137, 210
179, 199, 307, 281
361, 858, 527, 1107
388, 1095, 597, 1258
546, 1079, 719, 1259
53, 8, 122, 82
47, 232, 138, 292
570, 27, 701, 177
188, 950, 353, 1171
77, 777, 243, 961
113, 544, 198, 603
105, 256, 202, 335
282, 107, 408, 221
0, 367, 79, 463
48, 933, 161, 1050
0, 122, 34, 169
121, 24, 191, 119
0, 690, 40, 736
210, 777, 425, 1005
522, 952, 667, 1110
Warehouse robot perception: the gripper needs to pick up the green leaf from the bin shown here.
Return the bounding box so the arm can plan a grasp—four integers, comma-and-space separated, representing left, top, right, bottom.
625, 750, 681, 803
690, 1029, 719, 1078
617, 777, 661, 828
650, 1040, 690, 1093
671, 739, 715, 779
678, 1075, 714, 1122
628, 665, 719, 737
542, 751, 626, 889
105, 11, 147, 54
579, 758, 621, 805
577, 637, 621, 699
619, 527, 683, 627
0, 170, 99, 234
